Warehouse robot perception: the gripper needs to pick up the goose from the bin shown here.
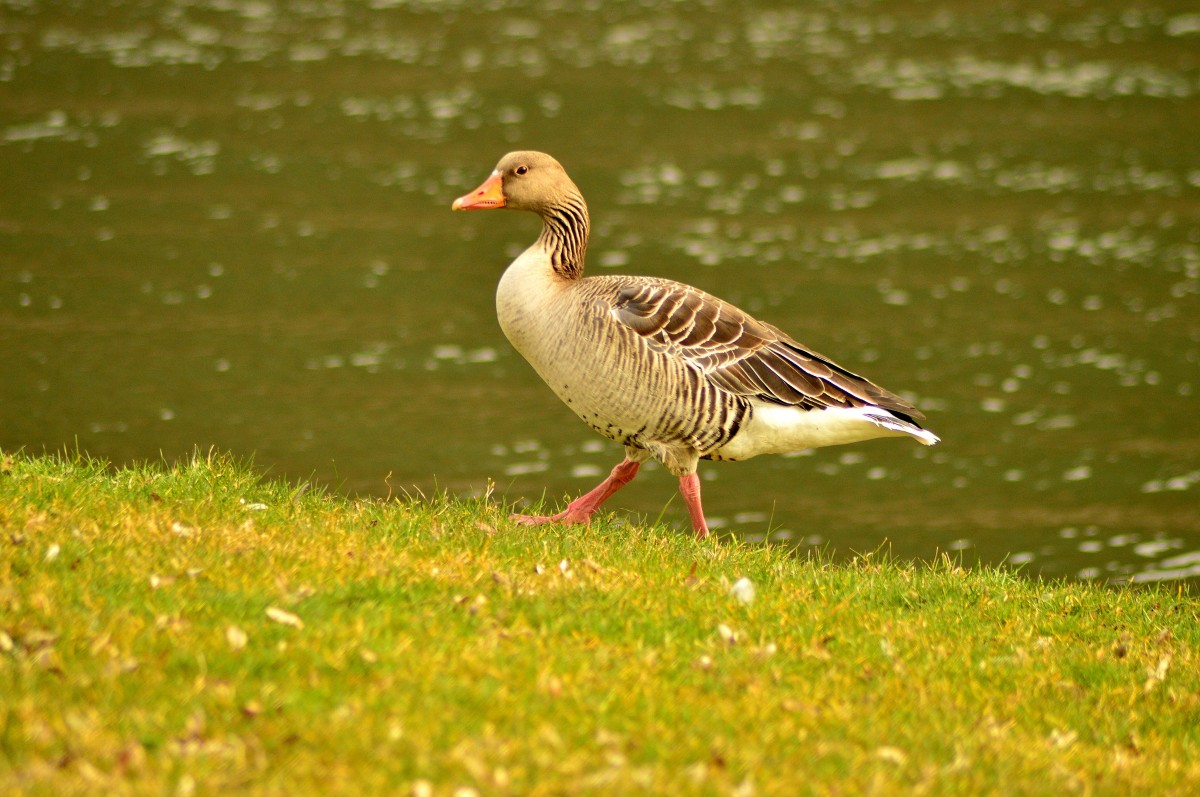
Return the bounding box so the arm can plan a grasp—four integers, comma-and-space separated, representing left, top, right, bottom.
452, 151, 938, 539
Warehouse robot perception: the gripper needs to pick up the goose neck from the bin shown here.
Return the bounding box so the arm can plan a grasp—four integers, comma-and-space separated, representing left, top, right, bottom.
536, 192, 589, 280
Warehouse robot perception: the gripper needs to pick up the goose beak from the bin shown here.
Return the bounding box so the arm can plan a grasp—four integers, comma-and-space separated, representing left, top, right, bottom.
452, 171, 505, 210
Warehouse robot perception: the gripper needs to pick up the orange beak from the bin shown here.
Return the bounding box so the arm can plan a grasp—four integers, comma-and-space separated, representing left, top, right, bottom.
452, 171, 505, 211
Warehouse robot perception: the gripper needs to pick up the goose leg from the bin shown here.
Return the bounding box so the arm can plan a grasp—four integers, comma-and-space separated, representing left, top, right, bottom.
512, 456, 642, 526
678, 472, 711, 539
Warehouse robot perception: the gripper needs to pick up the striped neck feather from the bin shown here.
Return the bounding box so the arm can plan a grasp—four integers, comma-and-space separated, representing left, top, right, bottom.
536, 191, 589, 280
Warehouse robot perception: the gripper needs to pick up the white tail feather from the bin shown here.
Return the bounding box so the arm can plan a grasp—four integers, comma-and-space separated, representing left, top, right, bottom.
863, 412, 940, 446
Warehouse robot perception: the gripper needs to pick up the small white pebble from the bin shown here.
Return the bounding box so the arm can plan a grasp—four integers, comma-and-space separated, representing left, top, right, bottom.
226, 625, 248, 651
729, 577, 756, 604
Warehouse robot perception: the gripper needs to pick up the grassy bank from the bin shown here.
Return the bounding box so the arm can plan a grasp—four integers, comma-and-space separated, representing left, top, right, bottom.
1, 450, 1197, 796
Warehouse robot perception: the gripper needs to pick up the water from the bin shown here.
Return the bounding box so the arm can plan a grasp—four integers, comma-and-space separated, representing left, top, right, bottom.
2, 0, 1198, 583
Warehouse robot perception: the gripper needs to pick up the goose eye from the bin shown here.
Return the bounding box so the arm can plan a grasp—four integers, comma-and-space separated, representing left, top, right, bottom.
515, 165, 529, 175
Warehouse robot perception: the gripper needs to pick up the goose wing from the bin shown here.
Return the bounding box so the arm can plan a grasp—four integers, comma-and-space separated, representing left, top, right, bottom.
610, 280, 925, 421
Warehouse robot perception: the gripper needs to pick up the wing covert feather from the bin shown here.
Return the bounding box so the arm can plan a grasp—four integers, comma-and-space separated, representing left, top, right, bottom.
610, 279, 924, 421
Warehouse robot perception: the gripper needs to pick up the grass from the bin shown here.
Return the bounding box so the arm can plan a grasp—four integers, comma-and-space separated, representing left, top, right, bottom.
1, 449, 1198, 796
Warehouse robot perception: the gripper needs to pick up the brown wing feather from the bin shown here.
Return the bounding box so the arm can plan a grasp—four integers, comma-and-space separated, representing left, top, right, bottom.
611, 279, 925, 422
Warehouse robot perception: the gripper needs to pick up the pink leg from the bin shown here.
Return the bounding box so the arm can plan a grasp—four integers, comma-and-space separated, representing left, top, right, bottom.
512, 457, 642, 527
678, 472, 711, 539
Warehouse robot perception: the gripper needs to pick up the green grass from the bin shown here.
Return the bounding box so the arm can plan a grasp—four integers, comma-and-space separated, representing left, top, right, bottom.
1, 450, 1197, 796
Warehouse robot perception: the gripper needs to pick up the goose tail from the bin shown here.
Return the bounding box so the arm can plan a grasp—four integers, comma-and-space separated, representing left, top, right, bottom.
863, 411, 940, 446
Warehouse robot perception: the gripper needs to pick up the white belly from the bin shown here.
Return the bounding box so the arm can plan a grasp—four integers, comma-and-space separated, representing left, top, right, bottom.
711, 402, 936, 460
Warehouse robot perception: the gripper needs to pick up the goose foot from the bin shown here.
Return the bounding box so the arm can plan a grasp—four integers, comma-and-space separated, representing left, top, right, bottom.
510, 457, 642, 528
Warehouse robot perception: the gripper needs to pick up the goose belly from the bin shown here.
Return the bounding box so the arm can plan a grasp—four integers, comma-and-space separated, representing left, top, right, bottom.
498, 291, 727, 450
496, 268, 629, 436
710, 403, 910, 461
504, 311, 662, 443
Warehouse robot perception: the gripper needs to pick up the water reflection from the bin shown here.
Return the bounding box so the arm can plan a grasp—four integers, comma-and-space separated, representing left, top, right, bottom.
1, 0, 1197, 583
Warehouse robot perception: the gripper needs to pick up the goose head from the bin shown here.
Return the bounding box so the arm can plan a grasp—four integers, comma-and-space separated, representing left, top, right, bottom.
452, 151, 581, 215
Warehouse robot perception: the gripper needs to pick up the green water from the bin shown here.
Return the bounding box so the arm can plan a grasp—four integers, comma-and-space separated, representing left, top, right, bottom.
2, 0, 1197, 581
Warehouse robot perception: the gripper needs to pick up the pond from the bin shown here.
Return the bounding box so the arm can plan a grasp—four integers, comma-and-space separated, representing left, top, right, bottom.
2, 0, 1198, 582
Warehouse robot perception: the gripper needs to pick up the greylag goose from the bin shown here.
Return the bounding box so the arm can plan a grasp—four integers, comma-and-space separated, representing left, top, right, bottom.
453, 151, 938, 539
